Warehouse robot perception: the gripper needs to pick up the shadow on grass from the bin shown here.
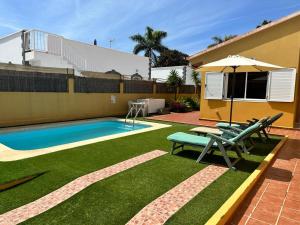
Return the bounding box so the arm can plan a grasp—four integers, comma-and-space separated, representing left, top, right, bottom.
0, 171, 48, 192
174, 149, 259, 173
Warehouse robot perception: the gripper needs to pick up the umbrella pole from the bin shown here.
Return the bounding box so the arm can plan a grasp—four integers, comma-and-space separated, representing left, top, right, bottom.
229, 66, 237, 126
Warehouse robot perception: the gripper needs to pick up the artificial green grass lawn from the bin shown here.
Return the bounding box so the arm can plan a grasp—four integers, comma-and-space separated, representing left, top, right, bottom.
0, 120, 281, 225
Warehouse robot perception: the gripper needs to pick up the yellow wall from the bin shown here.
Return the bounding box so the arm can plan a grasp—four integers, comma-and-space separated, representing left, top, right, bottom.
199, 100, 295, 128
0, 79, 196, 127
190, 14, 300, 128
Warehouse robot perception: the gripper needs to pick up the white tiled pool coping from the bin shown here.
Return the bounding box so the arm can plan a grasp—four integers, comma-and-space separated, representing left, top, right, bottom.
0, 118, 171, 161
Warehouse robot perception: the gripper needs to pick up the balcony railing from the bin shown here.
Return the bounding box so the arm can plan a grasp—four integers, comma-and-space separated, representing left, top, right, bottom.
24, 30, 93, 71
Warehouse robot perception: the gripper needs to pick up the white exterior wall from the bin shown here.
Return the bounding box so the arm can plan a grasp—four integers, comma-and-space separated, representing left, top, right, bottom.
184, 66, 194, 85
0, 32, 23, 64
0, 30, 149, 78
151, 66, 194, 85
26, 51, 74, 70
62, 39, 149, 77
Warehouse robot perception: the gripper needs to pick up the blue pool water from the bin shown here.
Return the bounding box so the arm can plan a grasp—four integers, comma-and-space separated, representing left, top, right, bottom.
0, 120, 150, 150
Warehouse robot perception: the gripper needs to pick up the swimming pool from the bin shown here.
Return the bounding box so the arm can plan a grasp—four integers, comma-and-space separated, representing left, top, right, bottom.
0, 119, 170, 161
0, 120, 151, 150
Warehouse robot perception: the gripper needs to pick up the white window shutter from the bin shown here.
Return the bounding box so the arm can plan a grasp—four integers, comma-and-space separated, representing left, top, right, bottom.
205, 72, 224, 99
268, 68, 296, 102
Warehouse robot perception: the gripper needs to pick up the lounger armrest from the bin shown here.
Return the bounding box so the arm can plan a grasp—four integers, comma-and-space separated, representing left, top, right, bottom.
207, 133, 234, 145
246, 120, 255, 125
227, 126, 243, 133
236, 122, 248, 126
234, 122, 247, 126
219, 128, 238, 137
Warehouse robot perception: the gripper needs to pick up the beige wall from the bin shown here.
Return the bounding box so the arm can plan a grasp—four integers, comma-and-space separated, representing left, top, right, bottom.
189, 14, 300, 128
0, 79, 196, 127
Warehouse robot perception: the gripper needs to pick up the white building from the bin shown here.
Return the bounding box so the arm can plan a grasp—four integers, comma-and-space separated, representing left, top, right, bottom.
0, 29, 149, 77
151, 65, 195, 85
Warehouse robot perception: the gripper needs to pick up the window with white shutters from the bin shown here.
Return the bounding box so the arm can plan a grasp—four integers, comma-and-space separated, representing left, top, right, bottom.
268, 68, 296, 102
205, 72, 224, 99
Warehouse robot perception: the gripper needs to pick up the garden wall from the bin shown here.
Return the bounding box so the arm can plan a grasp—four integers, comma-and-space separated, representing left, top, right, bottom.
0, 65, 198, 127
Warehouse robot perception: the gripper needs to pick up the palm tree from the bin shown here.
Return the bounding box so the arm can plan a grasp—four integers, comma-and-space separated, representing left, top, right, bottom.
191, 70, 201, 96
130, 27, 167, 80
207, 35, 237, 48
166, 69, 183, 100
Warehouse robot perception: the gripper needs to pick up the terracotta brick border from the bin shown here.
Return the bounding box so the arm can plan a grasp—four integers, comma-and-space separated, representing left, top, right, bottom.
230, 138, 300, 225
0, 150, 167, 225
126, 165, 228, 225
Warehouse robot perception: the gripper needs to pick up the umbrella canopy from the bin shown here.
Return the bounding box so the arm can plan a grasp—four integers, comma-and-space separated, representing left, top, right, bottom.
199, 55, 284, 125
199, 55, 283, 72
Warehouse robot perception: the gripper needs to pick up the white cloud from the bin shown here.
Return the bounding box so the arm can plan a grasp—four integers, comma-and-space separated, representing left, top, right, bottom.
0, 20, 21, 31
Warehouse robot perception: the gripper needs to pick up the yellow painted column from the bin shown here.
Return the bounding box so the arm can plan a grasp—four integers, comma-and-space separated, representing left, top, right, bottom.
68, 77, 74, 94
120, 81, 124, 94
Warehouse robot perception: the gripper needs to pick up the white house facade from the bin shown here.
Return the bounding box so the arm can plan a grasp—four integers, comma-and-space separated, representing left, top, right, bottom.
0, 30, 149, 77
151, 65, 195, 85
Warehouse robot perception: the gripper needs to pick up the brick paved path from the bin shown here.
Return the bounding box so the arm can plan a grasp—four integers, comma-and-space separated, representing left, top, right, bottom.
0, 150, 167, 225
126, 165, 228, 225
230, 139, 300, 225
148, 111, 217, 127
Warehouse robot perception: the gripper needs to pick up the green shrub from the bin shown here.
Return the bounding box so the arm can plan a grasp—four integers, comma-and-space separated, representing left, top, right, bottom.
185, 96, 200, 110
169, 96, 199, 112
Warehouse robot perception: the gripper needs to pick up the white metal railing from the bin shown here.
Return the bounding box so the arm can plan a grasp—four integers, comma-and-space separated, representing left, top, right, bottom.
24, 30, 96, 72
125, 102, 146, 126
24, 30, 61, 52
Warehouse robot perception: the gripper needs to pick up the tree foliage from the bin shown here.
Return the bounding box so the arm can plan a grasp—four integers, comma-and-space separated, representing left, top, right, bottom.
154, 48, 189, 67
166, 69, 183, 100
207, 35, 237, 48
130, 27, 167, 64
130, 26, 167, 80
191, 70, 201, 97
256, 20, 272, 28
191, 70, 200, 86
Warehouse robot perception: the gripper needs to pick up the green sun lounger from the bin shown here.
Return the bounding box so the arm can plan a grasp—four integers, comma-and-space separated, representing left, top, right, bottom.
218, 117, 270, 152
167, 121, 262, 169
216, 113, 283, 141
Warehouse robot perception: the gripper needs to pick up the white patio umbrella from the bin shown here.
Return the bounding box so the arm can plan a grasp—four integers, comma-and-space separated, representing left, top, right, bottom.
199, 55, 283, 125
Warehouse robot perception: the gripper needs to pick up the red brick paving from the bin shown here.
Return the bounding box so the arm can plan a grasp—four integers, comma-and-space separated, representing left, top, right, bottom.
0, 150, 167, 225
148, 111, 216, 127
126, 165, 228, 225
228, 139, 300, 225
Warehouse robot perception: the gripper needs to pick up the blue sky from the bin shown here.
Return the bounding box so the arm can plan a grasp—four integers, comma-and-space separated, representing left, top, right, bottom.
0, 0, 299, 55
